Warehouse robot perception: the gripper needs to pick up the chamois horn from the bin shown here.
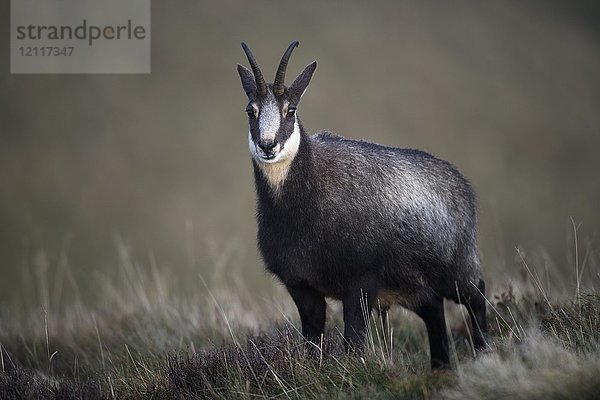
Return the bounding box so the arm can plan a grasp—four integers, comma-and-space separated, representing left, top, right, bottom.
274, 41, 299, 96
241, 42, 267, 95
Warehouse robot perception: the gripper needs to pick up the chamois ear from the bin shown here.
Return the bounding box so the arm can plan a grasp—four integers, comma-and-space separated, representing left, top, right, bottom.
288, 61, 317, 102
237, 64, 256, 97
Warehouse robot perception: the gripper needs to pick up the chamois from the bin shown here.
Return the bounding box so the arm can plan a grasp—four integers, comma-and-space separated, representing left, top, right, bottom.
237, 41, 488, 370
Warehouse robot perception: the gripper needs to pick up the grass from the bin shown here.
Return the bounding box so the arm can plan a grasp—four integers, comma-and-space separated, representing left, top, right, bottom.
0, 242, 599, 399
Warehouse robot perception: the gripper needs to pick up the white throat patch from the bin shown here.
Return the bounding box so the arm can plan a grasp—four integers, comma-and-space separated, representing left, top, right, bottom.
249, 117, 301, 198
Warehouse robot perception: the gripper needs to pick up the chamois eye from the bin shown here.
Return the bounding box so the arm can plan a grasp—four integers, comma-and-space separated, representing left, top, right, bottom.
246, 108, 256, 118
288, 107, 296, 116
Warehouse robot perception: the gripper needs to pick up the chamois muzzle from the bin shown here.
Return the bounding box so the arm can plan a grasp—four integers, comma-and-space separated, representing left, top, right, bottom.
257, 139, 279, 159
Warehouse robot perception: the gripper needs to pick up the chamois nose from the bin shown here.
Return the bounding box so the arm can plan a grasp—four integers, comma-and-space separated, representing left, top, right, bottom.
258, 139, 278, 153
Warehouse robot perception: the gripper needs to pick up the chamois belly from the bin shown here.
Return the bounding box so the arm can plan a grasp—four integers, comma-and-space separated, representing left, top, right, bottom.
262, 232, 434, 307
259, 191, 454, 306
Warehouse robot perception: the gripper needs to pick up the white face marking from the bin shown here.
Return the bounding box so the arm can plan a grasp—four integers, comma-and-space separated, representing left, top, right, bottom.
249, 116, 301, 198
258, 94, 280, 142
282, 101, 290, 118
248, 130, 260, 160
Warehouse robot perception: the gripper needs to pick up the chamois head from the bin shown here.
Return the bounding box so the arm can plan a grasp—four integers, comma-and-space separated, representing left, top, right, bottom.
238, 41, 317, 164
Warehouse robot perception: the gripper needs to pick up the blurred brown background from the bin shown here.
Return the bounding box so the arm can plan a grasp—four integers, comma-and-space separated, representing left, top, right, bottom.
1, 0, 599, 308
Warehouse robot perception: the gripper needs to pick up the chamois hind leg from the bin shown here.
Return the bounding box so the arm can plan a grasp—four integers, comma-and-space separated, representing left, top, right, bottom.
453, 278, 489, 352
467, 278, 488, 351
415, 295, 450, 370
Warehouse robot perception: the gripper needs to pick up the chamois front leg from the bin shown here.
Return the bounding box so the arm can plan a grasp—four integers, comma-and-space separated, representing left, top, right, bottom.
287, 285, 326, 351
